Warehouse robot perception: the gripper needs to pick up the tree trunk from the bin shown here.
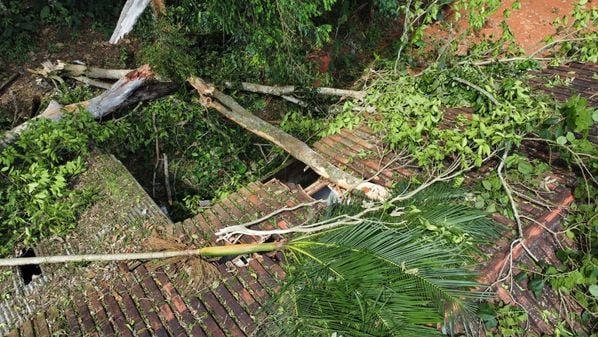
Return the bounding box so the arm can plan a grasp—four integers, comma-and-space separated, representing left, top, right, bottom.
62, 63, 133, 79
110, 0, 151, 44
189, 77, 389, 201
1, 65, 178, 146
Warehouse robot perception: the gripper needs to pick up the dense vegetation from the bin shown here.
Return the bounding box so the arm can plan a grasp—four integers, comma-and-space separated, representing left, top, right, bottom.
0, 0, 596, 335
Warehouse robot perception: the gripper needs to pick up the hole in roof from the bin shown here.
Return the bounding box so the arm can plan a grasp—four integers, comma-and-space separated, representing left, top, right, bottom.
18, 248, 42, 285
272, 160, 320, 188
312, 185, 339, 201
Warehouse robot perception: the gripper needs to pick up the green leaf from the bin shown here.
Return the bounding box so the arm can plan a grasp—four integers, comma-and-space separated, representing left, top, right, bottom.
512, 0, 521, 10
453, 176, 465, 187
590, 285, 598, 298
556, 136, 567, 145
561, 95, 593, 135
40, 6, 50, 20
529, 278, 545, 298
517, 161, 533, 175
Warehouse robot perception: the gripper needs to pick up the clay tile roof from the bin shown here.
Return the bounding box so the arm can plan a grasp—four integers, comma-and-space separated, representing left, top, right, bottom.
2, 62, 595, 336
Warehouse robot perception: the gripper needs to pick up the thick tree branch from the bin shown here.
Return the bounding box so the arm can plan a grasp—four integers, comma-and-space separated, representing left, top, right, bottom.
225, 81, 366, 101
189, 77, 388, 201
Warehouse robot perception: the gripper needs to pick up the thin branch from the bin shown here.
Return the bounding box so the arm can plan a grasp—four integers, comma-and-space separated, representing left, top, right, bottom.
529, 35, 597, 58
0, 72, 19, 96
152, 111, 160, 198
524, 137, 598, 160
394, 0, 414, 72
70, 76, 112, 89
453, 77, 500, 106
164, 153, 172, 205
460, 57, 553, 66
0, 242, 283, 266
497, 143, 524, 238
511, 189, 554, 210
214, 200, 327, 238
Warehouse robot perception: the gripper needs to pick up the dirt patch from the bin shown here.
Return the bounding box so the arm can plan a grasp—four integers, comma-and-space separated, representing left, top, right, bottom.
426, 0, 583, 55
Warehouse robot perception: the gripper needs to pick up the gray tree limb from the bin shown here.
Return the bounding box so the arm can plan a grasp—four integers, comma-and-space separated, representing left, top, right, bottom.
189, 77, 389, 201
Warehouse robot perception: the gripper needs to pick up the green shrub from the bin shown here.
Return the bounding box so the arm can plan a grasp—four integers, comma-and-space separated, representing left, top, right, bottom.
100, 95, 273, 218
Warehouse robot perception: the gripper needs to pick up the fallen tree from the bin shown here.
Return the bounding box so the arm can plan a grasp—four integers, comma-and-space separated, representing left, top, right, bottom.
1, 65, 178, 146
188, 77, 389, 201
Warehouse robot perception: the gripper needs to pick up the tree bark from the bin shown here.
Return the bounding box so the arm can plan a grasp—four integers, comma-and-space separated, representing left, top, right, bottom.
110, 0, 151, 44
189, 77, 389, 201
1, 65, 178, 146
62, 63, 133, 80
225, 81, 366, 100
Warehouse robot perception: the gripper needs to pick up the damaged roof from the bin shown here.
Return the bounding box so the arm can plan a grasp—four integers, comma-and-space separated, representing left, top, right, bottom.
1, 61, 596, 336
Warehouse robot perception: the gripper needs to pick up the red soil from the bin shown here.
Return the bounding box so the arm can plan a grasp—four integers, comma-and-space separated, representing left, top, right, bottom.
427, 0, 592, 55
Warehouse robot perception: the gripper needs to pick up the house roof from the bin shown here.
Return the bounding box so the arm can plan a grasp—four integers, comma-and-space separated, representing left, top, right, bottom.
2, 61, 596, 336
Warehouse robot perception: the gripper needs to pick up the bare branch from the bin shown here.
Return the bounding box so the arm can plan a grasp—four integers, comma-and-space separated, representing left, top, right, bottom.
225, 81, 366, 101
497, 143, 524, 238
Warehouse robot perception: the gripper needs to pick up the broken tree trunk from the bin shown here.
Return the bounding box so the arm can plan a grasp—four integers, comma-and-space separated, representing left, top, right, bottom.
110, 0, 151, 44
29, 61, 133, 80
189, 77, 389, 201
1, 65, 178, 146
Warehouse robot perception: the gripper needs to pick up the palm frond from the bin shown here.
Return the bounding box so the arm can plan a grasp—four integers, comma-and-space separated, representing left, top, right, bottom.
395, 181, 468, 203
398, 183, 506, 245
401, 203, 503, 243
264, 183, 500, 336
265, 223, 488, 336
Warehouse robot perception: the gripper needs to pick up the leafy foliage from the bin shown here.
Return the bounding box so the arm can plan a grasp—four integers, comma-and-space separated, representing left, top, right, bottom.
280, 109, 325, 140
473, 154, 551, 215
138, 0, 336, 83
0, 112, 110, 256
552, 0, 598, 63
99, 95, 276, 218
357, 61, 552, 168
480, 303, 528, 337
266, 185, 501, 336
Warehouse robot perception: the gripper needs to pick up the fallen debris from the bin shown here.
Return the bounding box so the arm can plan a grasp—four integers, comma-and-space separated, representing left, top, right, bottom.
189, 76, 389, 201
2, 65, 178, 146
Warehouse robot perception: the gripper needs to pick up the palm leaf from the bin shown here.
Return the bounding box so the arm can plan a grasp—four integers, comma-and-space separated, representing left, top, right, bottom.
263, 183, 499, 336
